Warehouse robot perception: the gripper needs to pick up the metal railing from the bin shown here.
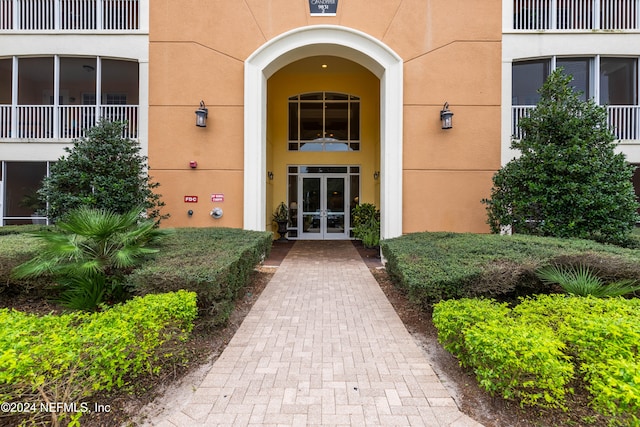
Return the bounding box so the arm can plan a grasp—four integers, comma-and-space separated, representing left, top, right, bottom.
0, 104, 139, 139
513, 0, 639, 30
0, 0, 139, 30
512, 105, 640, 140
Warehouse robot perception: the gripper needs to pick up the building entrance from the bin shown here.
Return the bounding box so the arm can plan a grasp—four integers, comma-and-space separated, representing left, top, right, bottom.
288, 166, 360, 240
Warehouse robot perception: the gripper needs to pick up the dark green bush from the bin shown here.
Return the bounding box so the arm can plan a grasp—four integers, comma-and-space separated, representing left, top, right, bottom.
128, 227, 272, 325
0, 234, 49, 296
381, 232, 640, 306
483, 69, 639, 244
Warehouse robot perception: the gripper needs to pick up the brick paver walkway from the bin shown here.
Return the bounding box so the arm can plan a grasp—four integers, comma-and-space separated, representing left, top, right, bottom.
152, 241, 483, 427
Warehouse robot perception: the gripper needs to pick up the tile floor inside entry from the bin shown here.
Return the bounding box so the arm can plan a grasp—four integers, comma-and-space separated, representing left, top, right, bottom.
146, 241, 482, 426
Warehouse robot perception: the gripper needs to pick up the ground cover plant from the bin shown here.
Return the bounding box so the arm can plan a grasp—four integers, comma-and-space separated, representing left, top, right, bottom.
0, 290, 197, 427
433, 296, 640, 426
381, 232, 640, 307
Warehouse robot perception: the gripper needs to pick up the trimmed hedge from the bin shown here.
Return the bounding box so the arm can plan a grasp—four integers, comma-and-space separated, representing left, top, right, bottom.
381, 232, 640, 306
433, 295, 640, 425
0, 291, 197, 426
0, 233, 48, 294
128, 227, 272, 325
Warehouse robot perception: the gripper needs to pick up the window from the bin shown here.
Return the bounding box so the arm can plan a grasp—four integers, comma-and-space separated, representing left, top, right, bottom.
512, 56, 640, 140
0, 56, 139, 139
513, 56, 638, 106
557, 58, 590, 101
288, 92, 360, 151
600, 58, 637, 105
512, 60, 550, 105
2, 161, 49, 225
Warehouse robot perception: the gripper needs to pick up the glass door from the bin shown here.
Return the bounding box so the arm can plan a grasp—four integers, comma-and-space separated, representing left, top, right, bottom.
299, 174, 348, 239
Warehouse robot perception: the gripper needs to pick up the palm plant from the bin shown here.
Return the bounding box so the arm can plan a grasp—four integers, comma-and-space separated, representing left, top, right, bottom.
12, 207, 170, 310
536, 264, 640, 297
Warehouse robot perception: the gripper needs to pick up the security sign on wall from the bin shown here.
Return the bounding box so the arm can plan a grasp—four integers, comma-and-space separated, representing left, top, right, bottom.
309, 0, 337, 16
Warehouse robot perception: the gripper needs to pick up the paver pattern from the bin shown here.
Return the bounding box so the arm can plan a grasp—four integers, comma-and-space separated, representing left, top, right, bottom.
153, 241, 483, 426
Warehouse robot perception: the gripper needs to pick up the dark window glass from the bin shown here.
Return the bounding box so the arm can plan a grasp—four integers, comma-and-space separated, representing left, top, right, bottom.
512, 60, 550, 105
600, 58, 637, 105
557, 58, 590, 101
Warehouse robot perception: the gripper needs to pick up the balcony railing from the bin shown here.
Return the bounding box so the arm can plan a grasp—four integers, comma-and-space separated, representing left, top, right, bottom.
0, 0, 139, 30
512, 105, 640, 140
514, 0, 639, 30
0, 104, 139, 140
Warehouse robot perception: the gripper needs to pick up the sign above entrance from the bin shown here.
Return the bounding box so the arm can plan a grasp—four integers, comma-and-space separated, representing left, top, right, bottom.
309, 0, 337, 16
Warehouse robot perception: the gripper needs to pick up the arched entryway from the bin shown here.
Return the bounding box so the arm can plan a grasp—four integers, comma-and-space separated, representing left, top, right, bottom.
244, 25, 403, 240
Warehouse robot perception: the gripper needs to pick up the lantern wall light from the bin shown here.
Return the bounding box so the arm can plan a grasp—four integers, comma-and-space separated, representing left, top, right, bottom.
440, 102, 453, 130
195, 101, 208, 127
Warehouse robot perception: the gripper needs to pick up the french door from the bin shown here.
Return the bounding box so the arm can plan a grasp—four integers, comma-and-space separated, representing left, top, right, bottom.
299, 174, 349, 239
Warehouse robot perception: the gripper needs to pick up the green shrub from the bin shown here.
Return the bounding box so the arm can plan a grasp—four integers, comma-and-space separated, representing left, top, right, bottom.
466, 317, 573, 408
11, 207, 170, 311
0, 290, 197, 427
382, 232, 640, 306
352, 203, 380, 248
431, 298, 510, 366
0, 234, 49, 295
433, 295, 640, 423
483, 69, 639, 244
129, 227, 272, 325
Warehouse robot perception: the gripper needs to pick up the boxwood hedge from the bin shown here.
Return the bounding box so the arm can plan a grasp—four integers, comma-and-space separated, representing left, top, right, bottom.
381, 232, 640, 306
128, 227, 272, 325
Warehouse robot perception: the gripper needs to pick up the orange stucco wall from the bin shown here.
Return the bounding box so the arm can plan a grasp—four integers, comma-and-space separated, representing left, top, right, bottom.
149, 0, 501, 233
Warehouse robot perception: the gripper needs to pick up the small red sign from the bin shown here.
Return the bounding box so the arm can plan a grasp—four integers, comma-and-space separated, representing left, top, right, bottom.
211, 193, 224, 202
184, 196, 198, 203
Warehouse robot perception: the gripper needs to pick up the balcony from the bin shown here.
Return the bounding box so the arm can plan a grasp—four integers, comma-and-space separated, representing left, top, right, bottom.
0, 0, 139, 31
0, 104, 139, 140
512, 105, 640, 140
513, 0, 639, 30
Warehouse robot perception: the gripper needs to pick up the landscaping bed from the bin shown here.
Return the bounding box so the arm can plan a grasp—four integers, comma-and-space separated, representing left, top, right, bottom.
0, 227, 272, 427
381, 232, 640, 426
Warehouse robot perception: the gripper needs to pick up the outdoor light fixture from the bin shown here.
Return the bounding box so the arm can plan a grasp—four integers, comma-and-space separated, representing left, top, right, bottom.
373, 171, 380, 180
440, 102, 453, 130
195, 101, 208, 127
268, 171, 274, 180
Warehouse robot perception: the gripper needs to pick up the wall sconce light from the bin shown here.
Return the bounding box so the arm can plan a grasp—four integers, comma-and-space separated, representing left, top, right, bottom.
268, 171, 274, 180
195, 101, 208, 127
373, 171, 380, 180
440, 102, 454, 130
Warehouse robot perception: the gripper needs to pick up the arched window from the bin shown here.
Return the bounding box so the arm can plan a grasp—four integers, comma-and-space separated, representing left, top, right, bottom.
288, 92, 360, 151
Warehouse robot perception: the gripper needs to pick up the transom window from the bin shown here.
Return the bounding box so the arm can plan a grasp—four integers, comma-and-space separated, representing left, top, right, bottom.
288, 92, 360, 151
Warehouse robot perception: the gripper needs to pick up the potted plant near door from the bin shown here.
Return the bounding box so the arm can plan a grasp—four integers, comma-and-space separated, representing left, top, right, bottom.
272, 202, 290, 241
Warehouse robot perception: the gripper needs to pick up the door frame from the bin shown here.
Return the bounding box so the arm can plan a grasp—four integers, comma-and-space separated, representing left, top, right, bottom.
298, 173, 350, 240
